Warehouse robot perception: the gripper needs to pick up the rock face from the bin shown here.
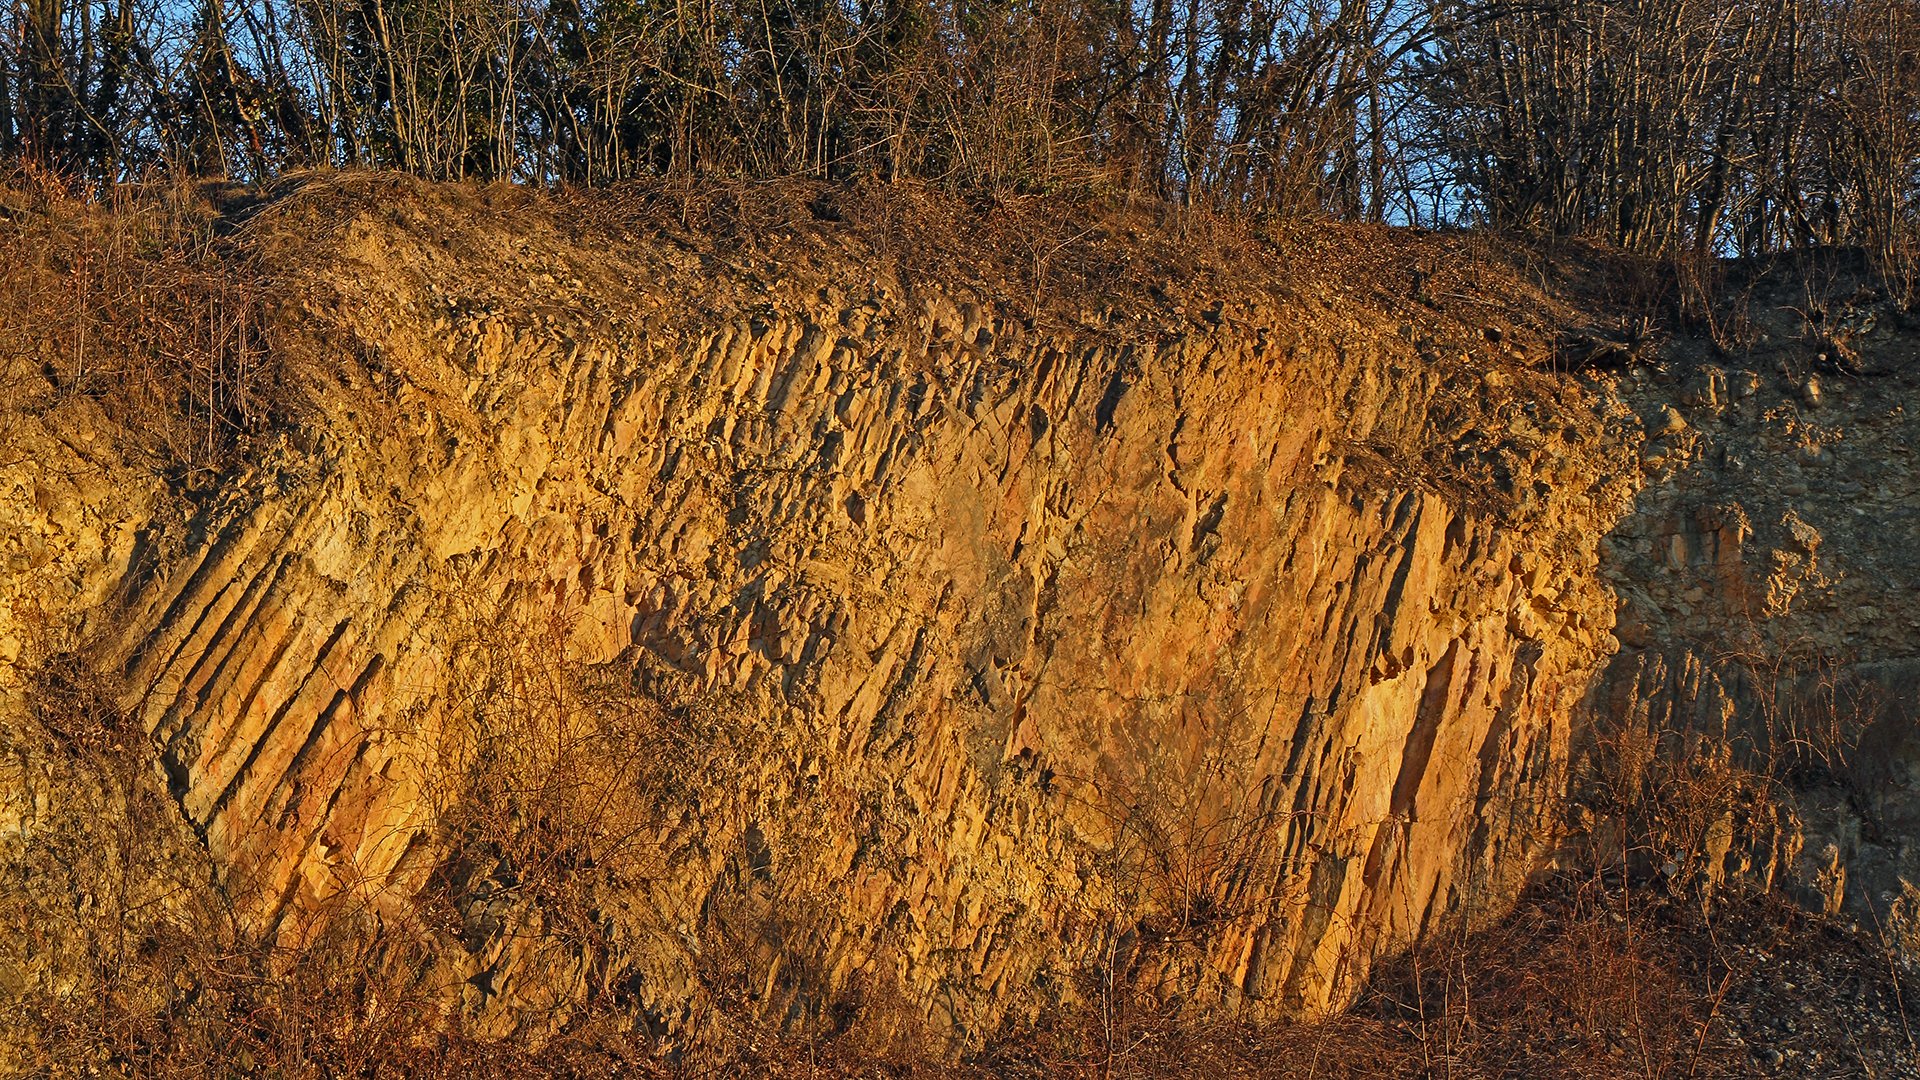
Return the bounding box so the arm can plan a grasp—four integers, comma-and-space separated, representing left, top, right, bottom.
1, 182, 1642, 1053
1584, 264, 1920, 928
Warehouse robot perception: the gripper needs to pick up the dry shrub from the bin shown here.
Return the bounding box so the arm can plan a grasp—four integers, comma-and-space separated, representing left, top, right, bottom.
979, 873, 1913, 1080
1068, 746, 1309, 950
1576, 717, 1789, 900
979, 879, 1728, 1079
1571, 643, 1880, 904
25, 649, 145, 757
1352, 882, 1721, 1079
3, 655, 246, 1080
0, 164, 282, 477
426, 597, 667, 922
1734, 647, 1881, 789
402, 578, 789, 1059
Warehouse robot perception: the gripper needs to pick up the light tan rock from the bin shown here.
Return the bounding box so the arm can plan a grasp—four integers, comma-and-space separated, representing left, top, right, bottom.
1, 186, 1643, 1054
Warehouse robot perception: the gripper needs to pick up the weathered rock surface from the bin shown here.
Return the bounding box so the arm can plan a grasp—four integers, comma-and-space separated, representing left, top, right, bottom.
3, 182, 1647, 1056
1581, 259, 1920, 930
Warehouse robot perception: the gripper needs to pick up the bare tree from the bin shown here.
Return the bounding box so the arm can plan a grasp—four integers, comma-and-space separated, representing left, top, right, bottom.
0, 0, 1913, 289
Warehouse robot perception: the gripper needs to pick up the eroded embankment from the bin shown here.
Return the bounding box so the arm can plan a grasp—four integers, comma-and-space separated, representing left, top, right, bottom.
0, 179, 1644, 1058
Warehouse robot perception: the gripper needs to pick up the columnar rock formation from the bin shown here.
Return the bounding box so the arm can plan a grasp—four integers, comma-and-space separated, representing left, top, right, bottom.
2, 181, 1644, 1051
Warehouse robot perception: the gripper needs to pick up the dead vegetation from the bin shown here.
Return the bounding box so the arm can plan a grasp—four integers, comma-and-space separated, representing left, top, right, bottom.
0, 164, 284, 479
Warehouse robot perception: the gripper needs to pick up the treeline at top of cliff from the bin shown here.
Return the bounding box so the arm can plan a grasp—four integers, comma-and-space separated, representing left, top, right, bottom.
1, 0, 1917, 289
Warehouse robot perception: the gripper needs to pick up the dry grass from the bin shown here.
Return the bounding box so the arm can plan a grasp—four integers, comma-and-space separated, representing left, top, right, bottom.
0, 162, 283, 479
989, 880, 1918, 1079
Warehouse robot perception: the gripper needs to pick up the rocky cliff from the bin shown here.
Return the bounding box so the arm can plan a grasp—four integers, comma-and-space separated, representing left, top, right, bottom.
0, 177, 1717, 1064
1580, 255, 1920, 932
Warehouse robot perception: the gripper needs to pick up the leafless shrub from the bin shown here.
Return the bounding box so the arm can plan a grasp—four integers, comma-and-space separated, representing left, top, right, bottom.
1419, 0, 1920, 290
426, 595, 666, 917
1563, 640, 1885, 938
0, 164, 282, 475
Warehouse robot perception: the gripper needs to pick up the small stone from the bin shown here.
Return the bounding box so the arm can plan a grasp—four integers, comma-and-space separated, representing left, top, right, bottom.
1678, 365, 1725, 409
1782, 510, 1821, 553
1649, 404, 1688, 436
